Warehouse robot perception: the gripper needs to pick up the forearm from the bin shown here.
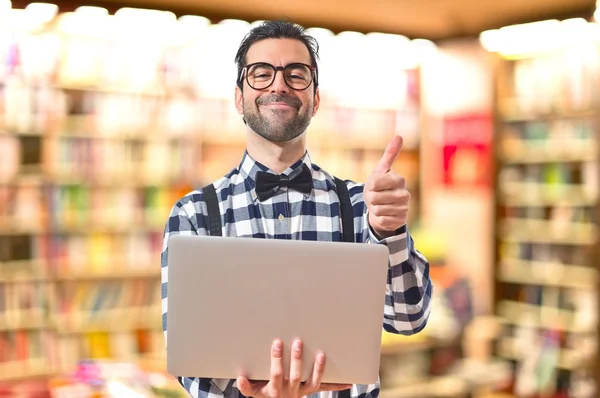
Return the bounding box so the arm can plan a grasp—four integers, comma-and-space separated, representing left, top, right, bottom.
366, 224, 433, 335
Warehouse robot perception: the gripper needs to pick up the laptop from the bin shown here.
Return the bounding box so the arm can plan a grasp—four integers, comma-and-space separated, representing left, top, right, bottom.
166, 234, 390, 385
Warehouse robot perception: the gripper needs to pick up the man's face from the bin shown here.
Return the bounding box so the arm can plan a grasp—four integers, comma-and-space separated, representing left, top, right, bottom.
235, 38, 320, 143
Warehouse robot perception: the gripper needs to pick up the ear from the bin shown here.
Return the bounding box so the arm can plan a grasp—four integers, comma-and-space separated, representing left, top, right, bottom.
312, 87, 320, 117
235, 85, 244, 116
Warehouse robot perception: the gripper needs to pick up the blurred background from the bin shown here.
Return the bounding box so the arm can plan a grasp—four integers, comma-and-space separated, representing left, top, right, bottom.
0, 0, 599, 397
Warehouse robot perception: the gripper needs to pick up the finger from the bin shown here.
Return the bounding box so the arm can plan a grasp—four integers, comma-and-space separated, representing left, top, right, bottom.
318, 384, 353, 392
288, 340, 303, 392
369, 204, 407, 218
368, 173, 405, 192
368, 189, 410, 206
268, 339, 284, 395
300, 351, 326, 395
373, 135, 403, 174
237, 377, 263, 397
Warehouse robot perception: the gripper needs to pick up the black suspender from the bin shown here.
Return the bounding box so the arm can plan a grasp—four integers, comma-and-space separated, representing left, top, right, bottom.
202, 183, 223, 237
334, 177, 354, 243
202, 177, 354, 243
338, 389, 352, 398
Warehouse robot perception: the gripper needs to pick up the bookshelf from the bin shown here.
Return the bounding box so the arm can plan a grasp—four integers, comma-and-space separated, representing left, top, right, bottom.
490, 32, 600, 397
0, 7, 425, 382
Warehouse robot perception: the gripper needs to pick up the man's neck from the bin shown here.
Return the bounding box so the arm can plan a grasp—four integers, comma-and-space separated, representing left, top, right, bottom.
245, 130, 307, 174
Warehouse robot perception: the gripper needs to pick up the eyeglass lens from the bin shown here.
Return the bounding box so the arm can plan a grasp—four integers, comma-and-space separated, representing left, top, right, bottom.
247, 63, 312, 90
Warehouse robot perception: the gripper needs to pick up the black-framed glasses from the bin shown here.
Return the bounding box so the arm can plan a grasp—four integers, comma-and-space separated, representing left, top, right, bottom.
240, 62, 316, 91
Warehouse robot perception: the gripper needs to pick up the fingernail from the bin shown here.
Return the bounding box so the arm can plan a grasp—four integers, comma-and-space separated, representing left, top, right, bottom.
274, 339, 282, 351
294, 340, 302, 351
317, 352, 325, 364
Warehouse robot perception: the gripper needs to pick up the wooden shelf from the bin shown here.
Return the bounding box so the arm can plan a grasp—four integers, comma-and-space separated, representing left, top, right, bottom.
499, 140, 597, 164
496, 300, 590, 333
498, 182, 595, 207
499, 218, 597, 245
496, 337, 589, 371
54, 270, 159, 281
0, 366, 56, 382
498, 258, 596, 290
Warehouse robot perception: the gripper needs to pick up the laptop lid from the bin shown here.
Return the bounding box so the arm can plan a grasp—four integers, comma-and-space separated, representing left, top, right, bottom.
166, 235, 389, 385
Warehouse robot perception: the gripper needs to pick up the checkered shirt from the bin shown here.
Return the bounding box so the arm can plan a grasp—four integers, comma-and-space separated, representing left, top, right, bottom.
161, 150, 433, 398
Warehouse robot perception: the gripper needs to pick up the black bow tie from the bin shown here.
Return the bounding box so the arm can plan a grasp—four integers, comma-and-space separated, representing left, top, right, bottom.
255, 164, 313, 201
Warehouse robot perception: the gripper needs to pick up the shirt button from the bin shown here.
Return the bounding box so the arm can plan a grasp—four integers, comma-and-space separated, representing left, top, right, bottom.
278, 214, 285, 222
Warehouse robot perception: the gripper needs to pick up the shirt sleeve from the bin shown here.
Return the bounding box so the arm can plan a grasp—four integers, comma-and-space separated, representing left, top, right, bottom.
350, 183, 433, 336
161, 196, 236, 398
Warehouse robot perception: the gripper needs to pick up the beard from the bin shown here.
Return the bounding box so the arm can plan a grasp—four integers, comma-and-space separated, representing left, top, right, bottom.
243, 93, 312, 143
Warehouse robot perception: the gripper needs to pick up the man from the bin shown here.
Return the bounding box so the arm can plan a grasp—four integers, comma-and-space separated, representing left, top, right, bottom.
161, 20, 432, 398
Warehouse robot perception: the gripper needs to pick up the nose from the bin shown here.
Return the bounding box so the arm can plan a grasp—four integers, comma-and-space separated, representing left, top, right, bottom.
270, 69, 289, 94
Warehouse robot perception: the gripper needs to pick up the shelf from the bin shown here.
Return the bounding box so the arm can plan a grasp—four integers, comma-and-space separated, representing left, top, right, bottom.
498, 106, 599, 122
54, 270, 159, 281
55, 323, 162, 334
496, 337, 587, 371
53, 307, 162, 334
0, 321, 49, 332
55, 83, 167, 97
499, 140, 597, 164
499, 218, 597, 245
380, 376, 468, 398
499, 182, 595, 207
380, 359, 512, 398
30, 171, 193, 188
498, 258, 595, 289
0, 125, 186, 142
49, 224, 164, 235
0, 218, 45, 235
496, 300, 591, 334
0, 173, 46, 186
0, 363, 55, 382
0, 260, 48, 283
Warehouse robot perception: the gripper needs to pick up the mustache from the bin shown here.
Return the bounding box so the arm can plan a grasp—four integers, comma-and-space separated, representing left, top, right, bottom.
257, 94, 301, 108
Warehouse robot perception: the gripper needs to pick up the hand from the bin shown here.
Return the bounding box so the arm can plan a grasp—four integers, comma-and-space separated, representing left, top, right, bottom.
364, 135, 410, 239
236, 339, 352, 398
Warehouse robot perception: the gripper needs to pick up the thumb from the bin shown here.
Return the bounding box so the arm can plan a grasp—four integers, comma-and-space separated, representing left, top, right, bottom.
373, 135, 403, 174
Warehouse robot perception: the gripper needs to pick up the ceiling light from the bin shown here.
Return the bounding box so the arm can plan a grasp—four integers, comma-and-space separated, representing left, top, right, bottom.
74, 6, 108, 17
178, 15, 210, 26
0, 0, 11, 13
24, 2, 58, 23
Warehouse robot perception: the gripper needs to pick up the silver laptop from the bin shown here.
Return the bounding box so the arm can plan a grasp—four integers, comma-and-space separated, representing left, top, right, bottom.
166, 235, 390, 385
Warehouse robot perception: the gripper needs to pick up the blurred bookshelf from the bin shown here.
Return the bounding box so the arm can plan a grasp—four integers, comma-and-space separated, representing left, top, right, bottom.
490, 29, 600, 398
0, 6, 425, 385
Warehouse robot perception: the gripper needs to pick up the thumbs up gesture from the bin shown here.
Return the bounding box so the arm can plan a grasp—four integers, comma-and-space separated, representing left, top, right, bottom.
364, 135, 410, 239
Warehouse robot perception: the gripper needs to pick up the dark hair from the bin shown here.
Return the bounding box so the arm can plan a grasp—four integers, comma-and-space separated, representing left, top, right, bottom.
234, 20, 320, 93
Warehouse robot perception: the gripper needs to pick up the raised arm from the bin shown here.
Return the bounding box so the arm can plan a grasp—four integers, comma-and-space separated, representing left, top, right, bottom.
161, 197, 236, 398
366, 224, 432, 335
356, 135, 433, 335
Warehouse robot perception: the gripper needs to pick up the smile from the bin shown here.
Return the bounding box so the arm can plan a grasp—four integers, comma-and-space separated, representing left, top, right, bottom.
262, 102, 296, 109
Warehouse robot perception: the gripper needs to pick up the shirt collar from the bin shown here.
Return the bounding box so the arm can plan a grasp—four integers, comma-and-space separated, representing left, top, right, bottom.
238, 150, 314, 202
